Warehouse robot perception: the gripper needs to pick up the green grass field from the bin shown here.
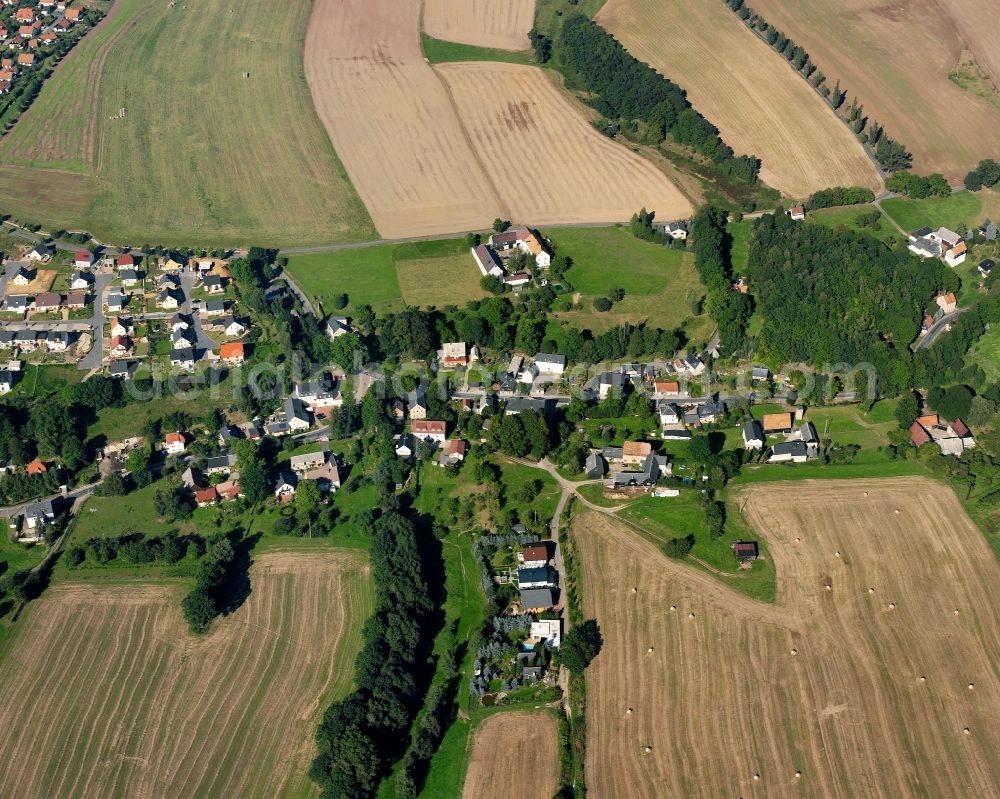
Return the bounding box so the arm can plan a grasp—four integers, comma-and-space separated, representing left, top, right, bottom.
0, 0, 375, 247
548, 226, 712, 340
809, 204, 900, 241
802, 404, 898, 448
726, 218, 753, 274
285, 237, 486, 314
969, 324, 1000, 381
620, 490, 776, 602
421, 33, 534, 65
880, 191, 983, 233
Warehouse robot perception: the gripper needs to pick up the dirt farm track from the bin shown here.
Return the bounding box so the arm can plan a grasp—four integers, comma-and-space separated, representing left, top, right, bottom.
461, 710, 561, 799
0, 550, 372, 799
578, 478, 1000, 798
304, 0, 690, 239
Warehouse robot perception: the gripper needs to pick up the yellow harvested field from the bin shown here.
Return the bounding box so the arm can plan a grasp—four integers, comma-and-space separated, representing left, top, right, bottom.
578, 478, 1000, 798
461, 711, 561, 799
0, 550, 372, 799
436, 63, 693, 226
751, 0, 1000, 179
304, 0, 502, 238
423, 0, 536, 50
305, 0, 690, 237
597, 0, 883, 198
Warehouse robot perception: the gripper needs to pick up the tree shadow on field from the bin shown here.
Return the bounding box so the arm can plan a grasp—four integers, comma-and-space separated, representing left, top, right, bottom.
218, 531, 260, 617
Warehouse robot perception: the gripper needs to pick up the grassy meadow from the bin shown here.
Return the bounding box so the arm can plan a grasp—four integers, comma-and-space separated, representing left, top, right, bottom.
285, 237, 487, 314
0, 0, 375, 247
548, 226, 712, 341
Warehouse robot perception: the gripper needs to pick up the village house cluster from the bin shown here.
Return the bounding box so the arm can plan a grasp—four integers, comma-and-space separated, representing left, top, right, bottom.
471, 226, 552, 290
0, 244, 255, 379
0, 0, 91, 95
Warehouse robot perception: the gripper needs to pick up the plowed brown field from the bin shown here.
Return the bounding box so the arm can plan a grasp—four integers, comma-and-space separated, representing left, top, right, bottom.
578, 478, 1000, 798
0, 550, 372, 799
597, 0, 883, 198
304, 0, 690, 237
752, 0, 1000, 179
423, 0, 536, 50
436, 62, 692, 227
461, 710, 561, 799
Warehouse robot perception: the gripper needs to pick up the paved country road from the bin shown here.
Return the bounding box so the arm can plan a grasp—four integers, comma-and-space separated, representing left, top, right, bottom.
913, 308, 968, 351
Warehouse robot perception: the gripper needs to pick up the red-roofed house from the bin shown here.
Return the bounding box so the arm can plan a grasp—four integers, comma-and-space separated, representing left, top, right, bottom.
219, 341, 245, 365
74, 250, 94, 268
26, 459, 47, 475
909, 421, 931, 448
116, 253, 135, 269
787, 206, 805, 221
164, 432, 186, 455
217, 479, 243, 502
14, 8, 35, 24
519, 543, 549, 568
194, 486, 218, 507
110, 335, 132, 357
17, 52, 34, 66
65, 7, 81, 20
412, 420, 446, 444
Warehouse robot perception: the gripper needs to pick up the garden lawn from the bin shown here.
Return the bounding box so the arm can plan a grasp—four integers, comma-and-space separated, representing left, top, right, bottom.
498, 461, 560, 530
879, 191, 983, 233
285, 248, 402, 315
809, 204, 900, 240
548, 226, 711, 339
70, 481, 196, 542
969, 324, 1000, 381
620, 489, 776, 602
802, 404, 898, 449
726, 218, 753, 274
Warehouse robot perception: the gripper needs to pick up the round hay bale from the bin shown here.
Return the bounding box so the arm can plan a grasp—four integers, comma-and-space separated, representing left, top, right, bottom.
688, 612, 696, 619
824, 583, 832, 591
790, 648, 798, 656
795, 537, 801, 543
919, 676, 927, 683
968, 683, 975, 690
863, 491, 868, 497
868, 587, 875, 594
835, 551, 841, 557
888, 602, 896, 609
964, 727, 971, 735
669, 605, 677, 612
647, 647, 654, 654
644, 745, 652, 753
954, 609, 960, 615
894, 508, 900, 514
626, 707, 633, 715
753, 773, 760, 781
795, 771, 802, 778
632, 587, 637, 593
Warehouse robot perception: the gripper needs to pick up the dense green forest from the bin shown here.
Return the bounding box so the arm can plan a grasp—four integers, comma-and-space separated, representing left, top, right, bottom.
746, 213, 957, 391
556, 15, 760, 184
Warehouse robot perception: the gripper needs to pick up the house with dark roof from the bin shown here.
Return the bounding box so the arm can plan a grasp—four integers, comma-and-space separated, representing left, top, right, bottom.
520, 587, 555, 611
732, 540, 759, 562
471, 244, 504, 278
743, 420, 764, 450
517, 566, 557, 589
283, 396, 312, 430
979, 259, 995, 279
585, 451, 605, 479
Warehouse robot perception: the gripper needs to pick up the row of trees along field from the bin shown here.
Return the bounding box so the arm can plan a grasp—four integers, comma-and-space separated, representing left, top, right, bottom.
311, 497, 435, 799
554, 14, 761, 184
722, 0, 912, 172
746, 212, 959, 393
690, 206, 753, 355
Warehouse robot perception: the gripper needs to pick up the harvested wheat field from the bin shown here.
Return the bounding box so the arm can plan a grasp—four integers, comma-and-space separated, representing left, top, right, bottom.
436, 63, 693, 225
577, 477, 1000, 798
597, 0, 883, 197
423, 0, 536, 50
752, 0, 1000, 179
305, 0, 502, 238
0, 550, 372, 799
461, 710, 561, 799
306, 0, 689, 236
